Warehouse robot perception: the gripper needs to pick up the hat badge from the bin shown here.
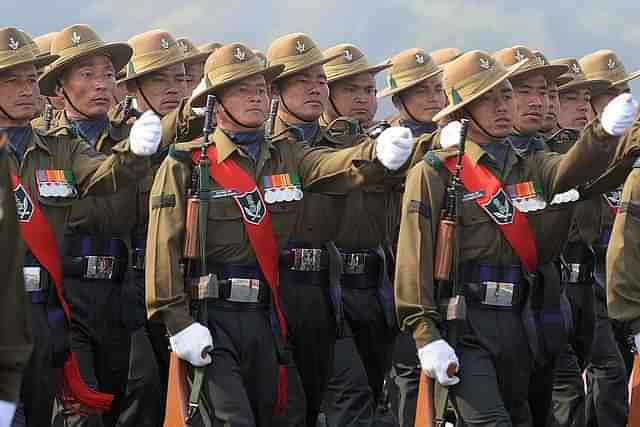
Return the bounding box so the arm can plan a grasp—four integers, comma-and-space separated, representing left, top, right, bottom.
479, 57, 492, 70
295, 40, 305, 54
514, 49, 525, 62
71, 32, 81, 47
233, 47, 246, 62
536, 55, 546, 65
160, 38, 169, 50
415, 54, 425, 65
178, 40, 189, 53
571, 63, 581, 74
8, 37, 20, 50
344, 49, 353, 62
608, 58, 616, 70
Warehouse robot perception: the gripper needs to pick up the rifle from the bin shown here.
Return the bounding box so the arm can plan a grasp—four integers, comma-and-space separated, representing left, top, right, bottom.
265, 97, 279, 143
415, 119, 470, 427
165, 94, 216, 427
629, 354, 640, 426
121, 95, 142, 124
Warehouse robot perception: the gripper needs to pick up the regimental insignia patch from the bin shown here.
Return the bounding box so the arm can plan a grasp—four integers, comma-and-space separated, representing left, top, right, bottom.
14, 184, 33, 222
235, 188, 266, 225
481, 189, 514, 225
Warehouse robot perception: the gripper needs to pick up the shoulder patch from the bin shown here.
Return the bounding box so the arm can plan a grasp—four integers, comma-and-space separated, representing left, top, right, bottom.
408, 200, 431, 219
151, 194, 176, 210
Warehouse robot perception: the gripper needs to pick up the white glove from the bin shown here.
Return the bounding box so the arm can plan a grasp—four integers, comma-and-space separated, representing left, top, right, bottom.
375, 126, 414, 170
0, 400, 16, 427
440, 121, 463, 149
601, 93, 639, 136
129, 111, 162, 156
169, 323, 213, 367
418, 339, 460, 386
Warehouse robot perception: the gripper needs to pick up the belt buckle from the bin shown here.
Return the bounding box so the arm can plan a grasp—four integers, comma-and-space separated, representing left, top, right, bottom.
567, 263, 581, 284
24, 267, 45, 292
292, 248, 322, 272
84, 256, 116, 280
342, 253, 367, 275
228, 278, 261, 303
482, 281, 514, 306
191, 274, 219, 300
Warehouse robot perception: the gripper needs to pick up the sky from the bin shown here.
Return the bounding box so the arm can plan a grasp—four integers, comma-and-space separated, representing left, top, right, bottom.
5, 0, 639, 116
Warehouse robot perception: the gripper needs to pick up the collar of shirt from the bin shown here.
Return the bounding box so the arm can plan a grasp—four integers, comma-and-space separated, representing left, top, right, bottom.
223, 129, 263, 162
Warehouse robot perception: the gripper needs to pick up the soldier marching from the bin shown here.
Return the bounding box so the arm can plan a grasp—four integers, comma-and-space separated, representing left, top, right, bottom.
1, 20, 640, 427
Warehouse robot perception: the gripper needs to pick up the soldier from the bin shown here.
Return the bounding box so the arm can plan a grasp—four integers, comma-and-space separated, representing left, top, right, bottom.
115, 29, 190, 427
375, 47, 448, 427
580, 50, 640, 427
0, 26, 160, 427
395, 49, 638, 426
316, 43, 395, 426
145, 42, 414, 425
176, 37, 211, 96
32, 32, 64, 111
0, 132, 32, 427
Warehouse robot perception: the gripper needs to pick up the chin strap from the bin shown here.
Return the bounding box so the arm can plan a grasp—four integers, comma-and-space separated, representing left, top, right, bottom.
136, 81, 163, 117
219, 100, 261, 129
59, 82, 92, 120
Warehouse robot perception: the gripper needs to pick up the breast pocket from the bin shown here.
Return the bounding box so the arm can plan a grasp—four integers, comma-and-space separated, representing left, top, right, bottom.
266, 200, 300, 244
208, 197, 245, 245
459, 200, 496, 256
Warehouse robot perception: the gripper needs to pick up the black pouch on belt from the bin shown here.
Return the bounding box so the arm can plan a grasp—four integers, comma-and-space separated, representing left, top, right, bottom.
325, 241, 345, 338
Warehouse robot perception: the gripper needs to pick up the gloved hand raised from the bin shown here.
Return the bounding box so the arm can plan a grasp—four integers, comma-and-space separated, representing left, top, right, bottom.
169, 322, 213, 367
375, 126, 414, 170
129, 111, 162, 156
601, 93, 639, 136
418, 339, 460, 386
440, 121, 463, 149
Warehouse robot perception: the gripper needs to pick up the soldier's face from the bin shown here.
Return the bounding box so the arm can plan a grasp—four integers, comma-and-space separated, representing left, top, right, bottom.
217, 74, 269, 130
558, 88, 590, 130
328, 72, 377, 126
134, 63, 187, 116
591, 86, 626, 116
466, 81, 515, 141
542, 83, 560, 133
59, 55, 116, 119
0, 63, 40, 125
184, 62, 205, 97
396, 76, 446, 122
278, 65, 329, 122
512, 74, 548, 134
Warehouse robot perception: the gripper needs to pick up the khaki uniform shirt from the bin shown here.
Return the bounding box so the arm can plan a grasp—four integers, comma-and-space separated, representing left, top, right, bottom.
0, 146, 32, 403
145, 127, 382, 334
396, 120, 625, 348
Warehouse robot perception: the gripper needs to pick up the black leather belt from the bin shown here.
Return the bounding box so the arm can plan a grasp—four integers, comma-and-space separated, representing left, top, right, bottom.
461, 263, 527, 308
561, 242, 595, 284
63, 235, 128, 282
190, 264, 270, 305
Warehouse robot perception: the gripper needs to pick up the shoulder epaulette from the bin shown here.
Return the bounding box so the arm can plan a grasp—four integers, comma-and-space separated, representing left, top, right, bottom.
169, 140, 207, 161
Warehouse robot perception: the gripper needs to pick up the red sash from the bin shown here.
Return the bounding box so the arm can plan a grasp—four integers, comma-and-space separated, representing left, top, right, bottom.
10, 174, 113, 413
192, 146, 289, 415
443, 155, 538, 273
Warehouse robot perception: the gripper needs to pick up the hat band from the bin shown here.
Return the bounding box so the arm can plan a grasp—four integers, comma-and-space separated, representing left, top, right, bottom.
387, 64, 440, 89
270, 47, 324, 75
54, 40, 108, 63
447, 66, 506, 105
0, 46, 37, 68
584, 69, 628, 83
128, 45, 184, 77
325, 55, 369, 80
207, 59, 263, 88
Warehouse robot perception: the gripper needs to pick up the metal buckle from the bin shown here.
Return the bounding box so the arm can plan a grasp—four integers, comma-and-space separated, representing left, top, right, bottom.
439, 295, 467, 321
228, 278, 261, 303
24, 267, 45, 292
567, 263, 582, 284
482, 282, 514, 306
84, 256, 116, 280
342, 253, 368, 275
190, 274, 220, 300
291, 248, 323, 272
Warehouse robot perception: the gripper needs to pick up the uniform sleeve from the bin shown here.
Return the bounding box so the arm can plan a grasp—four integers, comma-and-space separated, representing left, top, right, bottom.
536, 118, 623, 198
145, 155, 194, 335
0, 155, 33, 403
395, 162, 444, 349
296, 138, 386, 192
69, 137, 150, 198
607, 168, 640, 333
